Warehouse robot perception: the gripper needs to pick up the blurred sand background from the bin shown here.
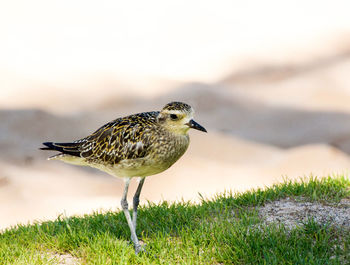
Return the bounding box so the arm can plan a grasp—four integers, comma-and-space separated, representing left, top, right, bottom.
1, 0, 350, 229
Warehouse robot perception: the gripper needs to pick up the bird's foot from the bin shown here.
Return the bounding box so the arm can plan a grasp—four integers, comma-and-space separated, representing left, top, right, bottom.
135, 243, 146, 255
134, 239, 148, 255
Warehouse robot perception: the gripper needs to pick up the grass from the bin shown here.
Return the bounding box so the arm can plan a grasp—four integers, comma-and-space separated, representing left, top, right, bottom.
0, 176, 349, 264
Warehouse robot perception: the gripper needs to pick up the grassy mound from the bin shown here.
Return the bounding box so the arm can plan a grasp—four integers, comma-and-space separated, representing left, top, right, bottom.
0, 176, 349, 264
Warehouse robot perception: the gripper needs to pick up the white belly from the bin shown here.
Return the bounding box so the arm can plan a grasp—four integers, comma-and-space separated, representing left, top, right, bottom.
52, 155, 174, 179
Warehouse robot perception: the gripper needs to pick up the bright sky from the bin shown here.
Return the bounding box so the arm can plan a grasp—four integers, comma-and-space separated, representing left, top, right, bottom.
0, 0, 349, 108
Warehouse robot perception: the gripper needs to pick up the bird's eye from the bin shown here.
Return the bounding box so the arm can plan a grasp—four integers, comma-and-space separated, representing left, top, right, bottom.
170, 114, 178, 120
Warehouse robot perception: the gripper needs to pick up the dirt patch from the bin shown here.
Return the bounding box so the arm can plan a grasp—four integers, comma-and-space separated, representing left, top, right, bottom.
45, 252, 81, 265
259, 197, 350, 230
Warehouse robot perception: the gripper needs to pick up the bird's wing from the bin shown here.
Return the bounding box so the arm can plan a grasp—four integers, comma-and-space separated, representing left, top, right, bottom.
77, 113, 157, 164
41, 112, 159, 164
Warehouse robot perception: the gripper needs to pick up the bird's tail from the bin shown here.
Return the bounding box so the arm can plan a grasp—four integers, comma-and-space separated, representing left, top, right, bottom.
40, 142, 81, 157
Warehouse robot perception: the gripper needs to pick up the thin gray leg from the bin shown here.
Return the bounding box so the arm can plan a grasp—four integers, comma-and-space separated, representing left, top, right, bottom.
121, 178, 142, 254
132, 177, 145, 230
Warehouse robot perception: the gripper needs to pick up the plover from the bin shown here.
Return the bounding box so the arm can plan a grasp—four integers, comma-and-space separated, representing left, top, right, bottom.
40, 102, 207, 254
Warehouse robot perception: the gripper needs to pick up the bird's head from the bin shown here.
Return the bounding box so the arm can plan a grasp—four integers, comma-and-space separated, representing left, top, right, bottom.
157, 102, 207, 135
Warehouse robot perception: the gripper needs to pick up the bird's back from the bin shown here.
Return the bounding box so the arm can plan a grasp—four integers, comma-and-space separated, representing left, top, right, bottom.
42, 111, 159, 163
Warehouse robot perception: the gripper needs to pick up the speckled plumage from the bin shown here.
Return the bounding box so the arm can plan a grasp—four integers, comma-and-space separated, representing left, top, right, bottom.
40, 101, 207, 254
43, 112, 189, 177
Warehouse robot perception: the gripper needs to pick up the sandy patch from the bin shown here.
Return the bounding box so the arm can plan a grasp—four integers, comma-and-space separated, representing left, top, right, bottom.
43, 252, 80, 265
259, 197, 350, 230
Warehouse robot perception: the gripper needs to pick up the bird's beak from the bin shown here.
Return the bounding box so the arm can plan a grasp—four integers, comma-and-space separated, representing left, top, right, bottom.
186, 119, 207, 132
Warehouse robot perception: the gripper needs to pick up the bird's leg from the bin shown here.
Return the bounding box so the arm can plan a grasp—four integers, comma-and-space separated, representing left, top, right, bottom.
121, 178, 142, 254
132, 177, 145, 230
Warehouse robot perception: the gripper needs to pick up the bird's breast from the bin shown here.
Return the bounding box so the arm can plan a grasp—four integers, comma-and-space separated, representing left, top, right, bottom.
152, 133, 190, 167
116, 133, 189, 178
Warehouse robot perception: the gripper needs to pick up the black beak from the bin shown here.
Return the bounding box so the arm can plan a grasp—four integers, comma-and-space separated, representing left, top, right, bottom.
187, 119, 207, 132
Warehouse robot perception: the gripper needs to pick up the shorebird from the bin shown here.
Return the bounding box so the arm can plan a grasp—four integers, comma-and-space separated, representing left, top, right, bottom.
40, 102, 207, 253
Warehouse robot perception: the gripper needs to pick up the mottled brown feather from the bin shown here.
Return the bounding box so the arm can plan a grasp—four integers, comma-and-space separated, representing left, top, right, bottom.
72, 111, 160, 165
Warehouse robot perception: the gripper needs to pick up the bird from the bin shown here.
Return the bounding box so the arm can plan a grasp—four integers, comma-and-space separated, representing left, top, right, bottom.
40, 101, 207, 254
